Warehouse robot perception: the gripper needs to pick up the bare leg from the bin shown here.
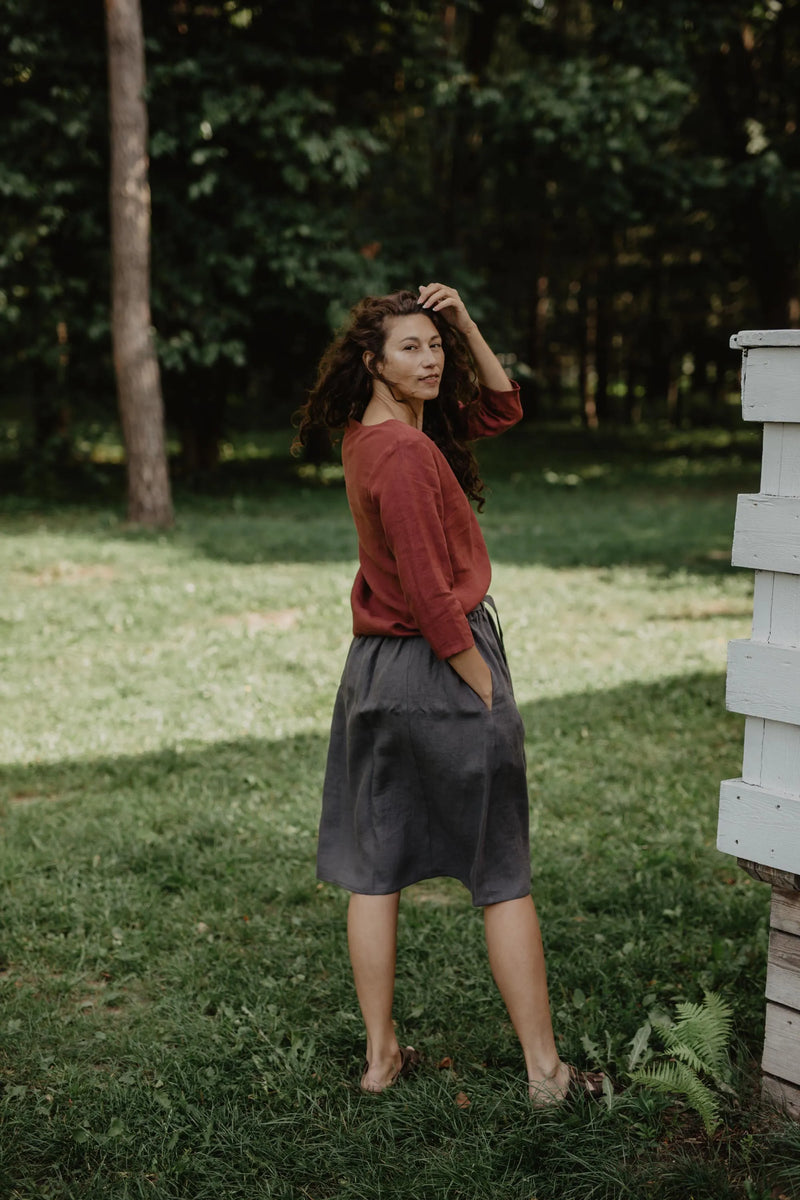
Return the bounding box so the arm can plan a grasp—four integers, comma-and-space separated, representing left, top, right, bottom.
484, 894, 570, 1102
347, 891, 403, 1091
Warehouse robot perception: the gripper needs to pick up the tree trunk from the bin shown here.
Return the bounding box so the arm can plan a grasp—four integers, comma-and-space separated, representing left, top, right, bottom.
525, 268, 548, 421
579, 280, 598, 429
594, 288, 611, 424
32, 318, 71, 461
666, 356, 682, 428
624, 356, 642, 426
105, 0, 173, 526
646, 258, 670, 418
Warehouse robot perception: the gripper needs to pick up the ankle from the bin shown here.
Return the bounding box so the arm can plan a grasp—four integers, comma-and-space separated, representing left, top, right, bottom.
525, 1054, 561, 1084
365, 1039, 401, 1068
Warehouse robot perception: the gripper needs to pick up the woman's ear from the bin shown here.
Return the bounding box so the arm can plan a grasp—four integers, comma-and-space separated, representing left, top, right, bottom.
362, 350, 375, 377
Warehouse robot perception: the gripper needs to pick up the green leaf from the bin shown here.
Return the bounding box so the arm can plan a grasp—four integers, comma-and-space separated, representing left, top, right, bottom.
627, 1020, 652, 1071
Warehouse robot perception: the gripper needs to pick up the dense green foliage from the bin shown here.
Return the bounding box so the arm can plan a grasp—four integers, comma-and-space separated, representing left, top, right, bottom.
1, 0, 799, 468
2, 430, 800, 1197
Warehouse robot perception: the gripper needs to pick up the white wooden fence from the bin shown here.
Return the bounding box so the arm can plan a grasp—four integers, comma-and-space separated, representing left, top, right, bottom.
718, 329, 800, 1119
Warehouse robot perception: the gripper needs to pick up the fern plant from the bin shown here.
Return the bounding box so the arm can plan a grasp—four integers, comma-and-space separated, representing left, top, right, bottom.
628, 990, 735, 1134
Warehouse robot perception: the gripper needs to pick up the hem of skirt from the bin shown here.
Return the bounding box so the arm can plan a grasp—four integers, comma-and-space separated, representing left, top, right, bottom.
316, 867, 531, 909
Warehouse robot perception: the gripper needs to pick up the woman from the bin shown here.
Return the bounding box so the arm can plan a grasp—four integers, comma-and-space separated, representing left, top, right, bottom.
294, 283, 603, 1104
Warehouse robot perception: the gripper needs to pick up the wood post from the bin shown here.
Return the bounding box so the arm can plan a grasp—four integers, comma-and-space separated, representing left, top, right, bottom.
719, 329, 800, 1120
105, 0, 173, 527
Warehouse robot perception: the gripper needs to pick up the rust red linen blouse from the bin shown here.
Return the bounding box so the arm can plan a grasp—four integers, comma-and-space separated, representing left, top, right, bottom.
342, 383, 522, 660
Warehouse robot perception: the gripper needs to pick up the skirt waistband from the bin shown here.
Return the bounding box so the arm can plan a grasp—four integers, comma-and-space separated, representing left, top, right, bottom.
469, 593, 505, 655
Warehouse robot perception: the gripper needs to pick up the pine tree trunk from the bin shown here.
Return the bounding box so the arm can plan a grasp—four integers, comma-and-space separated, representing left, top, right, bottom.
579, 280, 598, 429
594, 289, 611, 425
105, 0, 173, 527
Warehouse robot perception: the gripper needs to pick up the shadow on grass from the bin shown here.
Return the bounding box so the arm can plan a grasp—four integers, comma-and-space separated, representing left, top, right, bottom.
0, 477, 750, 577
0, 667, 762, 981
0, 670, 780, 1200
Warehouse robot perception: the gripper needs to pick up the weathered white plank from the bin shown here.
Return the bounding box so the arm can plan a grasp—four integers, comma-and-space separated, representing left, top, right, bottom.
732, 496, 800, 574
761, 426, 782, 495
782, 438, 800, 498
732, 330, 800, 349
772, 889, 800, 937
739, 347, 800, 422
762, 1074, 800, 1118
766, 929, 800, 1007
741, 716, 765, 785
761, 424, 800, 497
762, 1002, 800, 1084
717, 780, 800, 870
769, 572, 800, 645
751, 572, 773, 641
727, 639, 800, 724
751, 572, 800, 646
738, 716, 800, 794
759, 720, 800, 794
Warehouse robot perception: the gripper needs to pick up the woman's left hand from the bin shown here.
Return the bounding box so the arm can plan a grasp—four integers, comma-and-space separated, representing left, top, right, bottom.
418, 283, 475, 335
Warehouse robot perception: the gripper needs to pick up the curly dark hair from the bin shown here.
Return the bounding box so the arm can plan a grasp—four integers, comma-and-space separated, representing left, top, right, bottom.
292, 290, 487, 508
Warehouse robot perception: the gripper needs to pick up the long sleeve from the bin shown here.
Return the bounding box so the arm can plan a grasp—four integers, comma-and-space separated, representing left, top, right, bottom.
464, 381, 523, 440
371, 439, 475, 659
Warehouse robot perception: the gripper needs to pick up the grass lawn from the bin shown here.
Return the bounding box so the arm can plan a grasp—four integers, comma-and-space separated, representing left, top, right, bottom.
1, 423, 799, 1199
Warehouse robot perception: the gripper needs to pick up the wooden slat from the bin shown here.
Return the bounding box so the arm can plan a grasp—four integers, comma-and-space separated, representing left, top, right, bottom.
762, 1002, 800, 1084
766, 929, 800, 1007
768, 573, 800, 645
751, 572, 772, 641
727, 639, 800, 724
762, 1074, 800, 1119
760, 720, 800, 794
761, 425, 782, 495
739, 859, 800, 889
717, 780, 800, 871
772, 889, 800, 935
740, 347, 800, 422
732, 330, 800, 349
750, 572, 800, 646
760, 424, 800, 497
740, 717, 800, 794
741, 716, 765, 785
732, 496, 800, 574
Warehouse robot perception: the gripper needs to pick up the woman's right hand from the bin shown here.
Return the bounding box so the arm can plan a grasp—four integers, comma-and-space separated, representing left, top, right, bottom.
447, 645, 493, 710
418, 282, 513, 394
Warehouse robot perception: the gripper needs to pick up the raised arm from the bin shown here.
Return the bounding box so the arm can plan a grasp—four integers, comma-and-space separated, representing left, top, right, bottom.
418, 282, 513, 393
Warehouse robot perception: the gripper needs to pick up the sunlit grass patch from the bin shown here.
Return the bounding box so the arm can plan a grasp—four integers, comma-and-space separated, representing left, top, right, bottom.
1, 429, 797, 1200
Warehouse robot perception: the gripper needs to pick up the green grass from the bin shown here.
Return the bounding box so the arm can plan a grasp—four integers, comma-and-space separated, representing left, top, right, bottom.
2, 424, 799, 1199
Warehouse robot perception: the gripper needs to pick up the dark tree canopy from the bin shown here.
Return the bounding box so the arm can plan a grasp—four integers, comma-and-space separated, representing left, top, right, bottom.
1, 0, 799, 467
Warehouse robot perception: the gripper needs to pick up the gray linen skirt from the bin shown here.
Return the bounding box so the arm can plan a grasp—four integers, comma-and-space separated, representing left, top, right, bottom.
316, 598, 531, 906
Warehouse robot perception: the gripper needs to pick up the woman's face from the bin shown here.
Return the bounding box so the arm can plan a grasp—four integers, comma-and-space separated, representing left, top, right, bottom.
372, 313, 444, 403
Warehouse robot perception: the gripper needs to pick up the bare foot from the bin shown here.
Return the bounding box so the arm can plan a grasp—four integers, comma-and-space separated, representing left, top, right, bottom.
528, 1060, 571, 1106
529, 1062, 606, 1106
360, 1047, 403, 1093
360, 1046, 420, 1093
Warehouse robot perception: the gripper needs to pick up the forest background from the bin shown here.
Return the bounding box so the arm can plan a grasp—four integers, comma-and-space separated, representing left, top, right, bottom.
2, 0, 799, 486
